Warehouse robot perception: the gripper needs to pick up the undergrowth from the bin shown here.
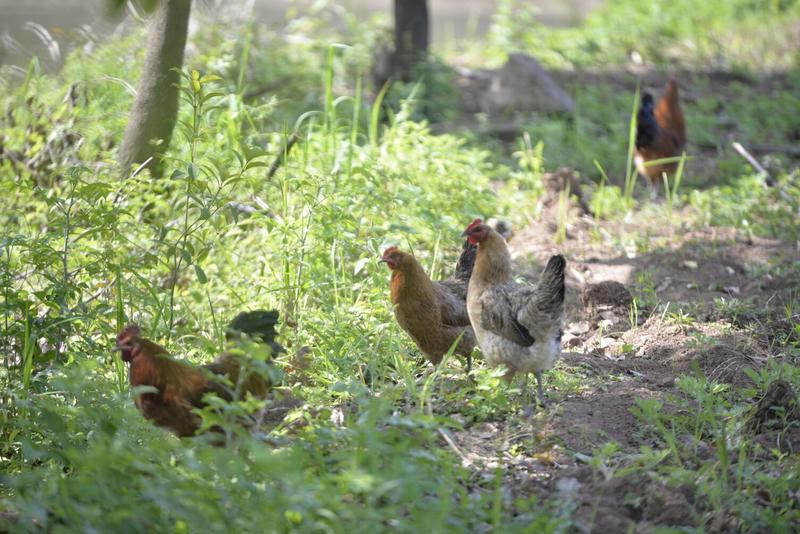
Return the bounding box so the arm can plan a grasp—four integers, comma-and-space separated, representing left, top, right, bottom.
1, 0, 799, 531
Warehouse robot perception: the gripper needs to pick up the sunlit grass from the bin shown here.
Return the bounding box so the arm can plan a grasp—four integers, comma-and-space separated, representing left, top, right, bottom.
0, 1, 799, 531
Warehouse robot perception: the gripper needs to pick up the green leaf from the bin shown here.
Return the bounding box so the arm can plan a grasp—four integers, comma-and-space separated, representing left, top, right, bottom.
180, 247, 192, 265
194, 264, 207, 284
353, 257, 370, 275
244, 160, 269, 171
199, 74, 222, 84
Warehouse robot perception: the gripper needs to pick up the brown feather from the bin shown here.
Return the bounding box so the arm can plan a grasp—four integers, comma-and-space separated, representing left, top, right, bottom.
118, 327, 271, 437
636, 79, 687, 186
385, 249, 476, 365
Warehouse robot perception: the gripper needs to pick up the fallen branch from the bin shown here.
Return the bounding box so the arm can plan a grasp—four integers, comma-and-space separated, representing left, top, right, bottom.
731, 142, 793, 203
732, 142, 775, 185
242, 76, 293, 101
437, 427, 472, 467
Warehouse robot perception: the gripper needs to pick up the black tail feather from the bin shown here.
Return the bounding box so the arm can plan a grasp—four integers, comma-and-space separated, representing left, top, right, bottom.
636, 92, 659, 149
227, 310, 280, 344
454, 239, 477, 282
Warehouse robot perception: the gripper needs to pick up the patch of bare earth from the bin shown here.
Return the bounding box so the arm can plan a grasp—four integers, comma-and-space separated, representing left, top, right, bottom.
442, 182, 798, 531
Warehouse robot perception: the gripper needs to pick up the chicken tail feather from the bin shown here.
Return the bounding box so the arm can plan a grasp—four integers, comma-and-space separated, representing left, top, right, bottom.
226, 309, 280, 345
454, 239, 477, 282
636, 92, 659, 149
536, 255, 566, 311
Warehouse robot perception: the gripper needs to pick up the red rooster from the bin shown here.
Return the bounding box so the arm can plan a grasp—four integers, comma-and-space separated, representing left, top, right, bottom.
635, 79, 687, 196
116, 315, 279, 437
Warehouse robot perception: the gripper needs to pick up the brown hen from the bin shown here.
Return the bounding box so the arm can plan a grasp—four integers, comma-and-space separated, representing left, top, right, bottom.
381, 240, 477, 371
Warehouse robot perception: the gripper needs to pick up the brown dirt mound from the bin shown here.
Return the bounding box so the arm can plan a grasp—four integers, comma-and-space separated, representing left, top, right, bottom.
582, 280, 633, 312
554, 470, 698, 532
748, 379, 800, 432
690, 344, 760, 387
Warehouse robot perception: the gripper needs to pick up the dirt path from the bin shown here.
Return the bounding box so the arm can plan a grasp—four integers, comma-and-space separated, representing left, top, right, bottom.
440, 183, 798, 531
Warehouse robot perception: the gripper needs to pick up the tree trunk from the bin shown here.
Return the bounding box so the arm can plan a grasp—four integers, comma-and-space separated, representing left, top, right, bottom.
118, 0, 191, 178
393, 0, 429, 81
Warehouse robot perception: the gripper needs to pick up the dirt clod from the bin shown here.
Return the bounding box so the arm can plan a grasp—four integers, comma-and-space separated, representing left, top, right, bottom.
692, 344, 758, 387
582, 281, 633, 314
749, 379, 800, 433
581, 280, 634, 332
540, 167, 593, 216
642, 481, 695, 526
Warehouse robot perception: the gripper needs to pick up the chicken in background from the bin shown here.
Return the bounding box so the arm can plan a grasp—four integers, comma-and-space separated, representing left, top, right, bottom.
226, 309, 285, 354
635, 79, 687, 197
463, 219, 565, 411
380, 239, 477, 372
116, 311, 282, 437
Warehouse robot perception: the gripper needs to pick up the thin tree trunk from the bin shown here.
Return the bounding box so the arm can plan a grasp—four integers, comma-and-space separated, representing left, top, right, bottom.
118, 0, 191, 178
393, 0, 429, 81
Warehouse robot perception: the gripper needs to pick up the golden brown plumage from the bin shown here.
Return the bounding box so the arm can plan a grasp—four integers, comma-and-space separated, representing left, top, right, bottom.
116, 325, 272, 437
381, 242, 477, 370
635, 79, 687, 191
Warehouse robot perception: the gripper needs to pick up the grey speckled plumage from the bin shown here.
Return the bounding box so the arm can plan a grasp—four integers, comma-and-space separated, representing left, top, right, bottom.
465, 221, 565, 409
476, 255, 565, 349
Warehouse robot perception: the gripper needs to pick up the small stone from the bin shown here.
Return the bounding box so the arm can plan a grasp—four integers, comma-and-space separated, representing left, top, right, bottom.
556, 477, 581, 494
599, 310, 619, 322
450, 414, 466, 426
682, 260, 699, 270
599, 337, 617, 349
330, 407, 344, 426
656, 277, 672, 293
568, 321, 591, 335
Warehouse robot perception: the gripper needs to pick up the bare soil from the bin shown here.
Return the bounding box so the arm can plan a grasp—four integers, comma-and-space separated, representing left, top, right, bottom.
440, 185, 799, 532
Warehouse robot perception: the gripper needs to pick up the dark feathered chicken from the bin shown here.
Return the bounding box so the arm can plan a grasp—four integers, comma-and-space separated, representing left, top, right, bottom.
635, 79, 687, 195
226, 309, 284, 354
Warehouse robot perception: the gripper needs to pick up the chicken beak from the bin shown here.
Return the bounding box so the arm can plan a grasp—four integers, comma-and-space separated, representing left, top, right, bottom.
460, 229, 469, 237
377, 257, 388, 263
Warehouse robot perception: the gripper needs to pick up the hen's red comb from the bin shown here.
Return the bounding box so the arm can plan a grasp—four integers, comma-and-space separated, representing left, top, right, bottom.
465, 218, 483, 232
117, 324, 141, 341
382, 246, 400, 257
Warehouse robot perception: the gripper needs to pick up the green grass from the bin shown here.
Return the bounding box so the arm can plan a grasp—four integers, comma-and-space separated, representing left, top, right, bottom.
1, 1, 799, 531
486, 0, 800, 71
